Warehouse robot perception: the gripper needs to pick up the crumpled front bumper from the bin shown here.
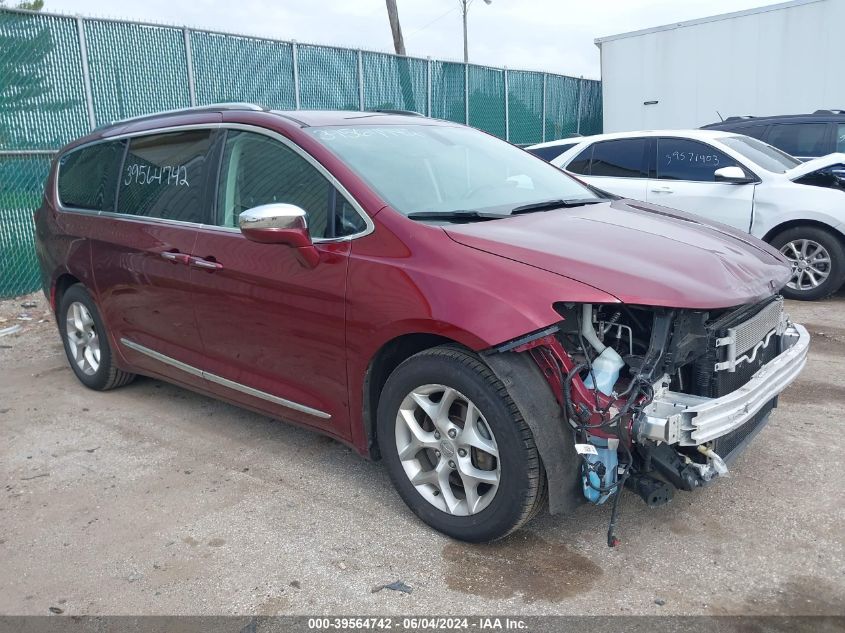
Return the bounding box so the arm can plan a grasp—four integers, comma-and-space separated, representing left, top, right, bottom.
636, 323, 810, 447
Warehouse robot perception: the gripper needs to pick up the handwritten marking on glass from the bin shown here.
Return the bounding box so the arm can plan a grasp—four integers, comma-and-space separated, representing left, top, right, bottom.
314, 127, 425, 141
124, 163, 189, 187
664, 151, 720, 167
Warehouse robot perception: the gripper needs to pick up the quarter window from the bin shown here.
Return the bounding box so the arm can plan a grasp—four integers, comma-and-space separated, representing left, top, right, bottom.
657, 138, 738, 182
58, 141, 125, 211
766, 123, 829, 158
117, 130, 216, 224
837, 124, 845, 152
217, 131, 365, 239
527, 143, 575, 162
589, 139, 647, 178
566, 146, 592, 175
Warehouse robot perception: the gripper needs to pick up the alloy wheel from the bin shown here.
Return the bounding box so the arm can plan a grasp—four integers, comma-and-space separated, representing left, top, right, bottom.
394, 384, 500, 516
780, 239, 832, 291
65, 301, 100, 376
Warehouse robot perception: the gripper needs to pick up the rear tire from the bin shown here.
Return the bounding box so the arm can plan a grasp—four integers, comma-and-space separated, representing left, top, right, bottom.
770, 226, 845, 301
59, 284, 136, 391
377, 345, 545, 542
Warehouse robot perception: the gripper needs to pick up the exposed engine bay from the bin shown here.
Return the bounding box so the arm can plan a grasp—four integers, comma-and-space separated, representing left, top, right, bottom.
493, 295, 809, 546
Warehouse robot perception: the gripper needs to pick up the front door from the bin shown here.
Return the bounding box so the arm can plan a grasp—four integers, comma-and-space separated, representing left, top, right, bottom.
647, 137, 755, 232
188, 129, 368, 436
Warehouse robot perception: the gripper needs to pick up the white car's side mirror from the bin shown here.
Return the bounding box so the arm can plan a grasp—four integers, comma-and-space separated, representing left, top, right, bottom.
714, 166, 753, 184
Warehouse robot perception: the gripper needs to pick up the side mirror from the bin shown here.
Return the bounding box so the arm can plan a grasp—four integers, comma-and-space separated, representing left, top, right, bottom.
714, 166, 753, 184
238, 203, 319, 267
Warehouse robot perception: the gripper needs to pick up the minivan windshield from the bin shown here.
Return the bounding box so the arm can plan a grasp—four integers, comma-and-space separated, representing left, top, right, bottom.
308, 124, 602, 217
720, 135, 801, 173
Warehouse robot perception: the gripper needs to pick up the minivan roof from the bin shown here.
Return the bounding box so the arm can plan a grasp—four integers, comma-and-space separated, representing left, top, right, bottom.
702, 110, 845, 128
97, 103, 440, 132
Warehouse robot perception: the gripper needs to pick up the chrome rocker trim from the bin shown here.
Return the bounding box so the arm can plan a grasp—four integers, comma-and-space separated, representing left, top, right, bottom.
120, 338, 331, 419
638, 323, 809, 446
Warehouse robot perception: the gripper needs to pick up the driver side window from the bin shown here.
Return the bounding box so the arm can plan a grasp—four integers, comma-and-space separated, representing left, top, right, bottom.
217, 130, 365, 238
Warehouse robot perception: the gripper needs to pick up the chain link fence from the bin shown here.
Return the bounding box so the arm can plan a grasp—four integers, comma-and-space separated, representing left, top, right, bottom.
0, 7, 602, 298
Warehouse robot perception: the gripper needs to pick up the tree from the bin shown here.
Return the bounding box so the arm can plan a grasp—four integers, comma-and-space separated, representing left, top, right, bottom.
0, 1, 45, 9
1, 0, 77, 147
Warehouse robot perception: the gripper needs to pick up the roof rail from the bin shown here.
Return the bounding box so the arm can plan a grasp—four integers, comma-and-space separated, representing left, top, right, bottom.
367, 109, 425, 117
107, 102, 266, 127
814, 109, 845, 115
723, 115, 756, 122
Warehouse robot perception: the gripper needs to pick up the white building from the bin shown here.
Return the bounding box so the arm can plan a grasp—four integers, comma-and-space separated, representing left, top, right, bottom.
596, 0, 845, 132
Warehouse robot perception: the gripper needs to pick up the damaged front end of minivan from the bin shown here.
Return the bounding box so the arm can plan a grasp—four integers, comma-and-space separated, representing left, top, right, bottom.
486, 296, 809, 546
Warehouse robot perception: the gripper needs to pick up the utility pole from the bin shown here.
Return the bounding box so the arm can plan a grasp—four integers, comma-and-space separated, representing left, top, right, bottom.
460, 0, 491, 64
385, 0, 406, 56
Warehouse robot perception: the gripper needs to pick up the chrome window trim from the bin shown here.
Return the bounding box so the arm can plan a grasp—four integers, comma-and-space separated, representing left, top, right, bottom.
120, 338, 331, 419
55, 122, 375, 243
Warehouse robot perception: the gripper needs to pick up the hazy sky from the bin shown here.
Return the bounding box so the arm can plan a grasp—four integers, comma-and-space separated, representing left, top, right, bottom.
41, 0, 782, 79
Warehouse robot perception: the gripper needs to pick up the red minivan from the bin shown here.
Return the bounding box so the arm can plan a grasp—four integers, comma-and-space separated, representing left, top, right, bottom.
35, 104, 809, 544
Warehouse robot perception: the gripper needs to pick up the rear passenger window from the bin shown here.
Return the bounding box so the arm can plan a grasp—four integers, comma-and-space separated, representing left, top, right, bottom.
766, 123, 829, 158
117, 130, 215, 224
58, 141, 125, 211
589, 139, 647, 177
217, 131, 365, 239
837, 124, 845, 152
657, 138, 738, 182
567, 146, 592, 175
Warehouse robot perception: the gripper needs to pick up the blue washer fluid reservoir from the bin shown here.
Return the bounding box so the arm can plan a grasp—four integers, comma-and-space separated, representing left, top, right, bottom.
578, 437, 619, 505
583, 347, 625, 396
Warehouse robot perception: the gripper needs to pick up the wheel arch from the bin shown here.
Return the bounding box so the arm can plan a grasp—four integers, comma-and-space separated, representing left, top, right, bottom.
762, 218, 845, 245
51, 272, 82, 314
362, 332, 466, 460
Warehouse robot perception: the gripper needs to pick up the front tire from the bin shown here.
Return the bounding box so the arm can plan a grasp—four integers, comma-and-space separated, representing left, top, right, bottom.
59, 284, 136, 391
377, 345, 545, 542
770, 226, 845, 301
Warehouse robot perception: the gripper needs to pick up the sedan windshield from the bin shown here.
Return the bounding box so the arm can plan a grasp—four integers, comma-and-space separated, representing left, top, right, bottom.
720, 135, 801, 173
308, 124, 602, 217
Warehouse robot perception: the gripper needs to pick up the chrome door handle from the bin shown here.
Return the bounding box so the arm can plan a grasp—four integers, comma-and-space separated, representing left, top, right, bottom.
650, 186, 673, 193
160, 251, 190, 264
189, 256, 223, 271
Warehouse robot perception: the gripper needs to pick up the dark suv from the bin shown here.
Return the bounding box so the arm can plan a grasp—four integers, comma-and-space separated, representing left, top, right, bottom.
701, 110, 845, 161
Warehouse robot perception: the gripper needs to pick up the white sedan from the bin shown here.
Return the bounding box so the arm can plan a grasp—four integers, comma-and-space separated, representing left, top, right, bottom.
528, 130, 845, 300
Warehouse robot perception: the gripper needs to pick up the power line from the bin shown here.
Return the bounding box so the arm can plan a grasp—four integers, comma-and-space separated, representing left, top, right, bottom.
406, 5, 459, 39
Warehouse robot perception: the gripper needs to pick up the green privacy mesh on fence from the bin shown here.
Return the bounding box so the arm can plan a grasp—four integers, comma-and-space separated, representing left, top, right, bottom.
430, 61, 466, 123
468, 65, 505, 139
0, 7, 602, 298
508, 71, 543, 145
0, 155, 51, 296
191, 32, 296, 109
84, 21, 192, 126
0, 11, 88, 149
362, 52, 427, 113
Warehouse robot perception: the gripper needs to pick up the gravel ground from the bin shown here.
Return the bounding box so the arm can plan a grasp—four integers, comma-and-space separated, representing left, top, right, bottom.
0, 289, 843, 616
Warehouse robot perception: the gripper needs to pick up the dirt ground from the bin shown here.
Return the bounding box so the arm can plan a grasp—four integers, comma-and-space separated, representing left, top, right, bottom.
0, 289, 843, 617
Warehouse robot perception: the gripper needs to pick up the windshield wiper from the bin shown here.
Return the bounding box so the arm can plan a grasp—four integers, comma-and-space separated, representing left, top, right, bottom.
406, 210, 509, 222
510, 198, 604, 215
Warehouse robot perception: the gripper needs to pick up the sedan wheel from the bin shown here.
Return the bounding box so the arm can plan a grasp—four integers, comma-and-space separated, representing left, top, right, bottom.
395, 384, 500, 516
770, 226, 845, 301
780, 239, 831, 292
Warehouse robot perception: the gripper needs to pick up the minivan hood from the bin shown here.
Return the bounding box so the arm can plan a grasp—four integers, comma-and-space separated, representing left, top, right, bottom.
444, 199, 791, 309
785, 152, 845, 179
